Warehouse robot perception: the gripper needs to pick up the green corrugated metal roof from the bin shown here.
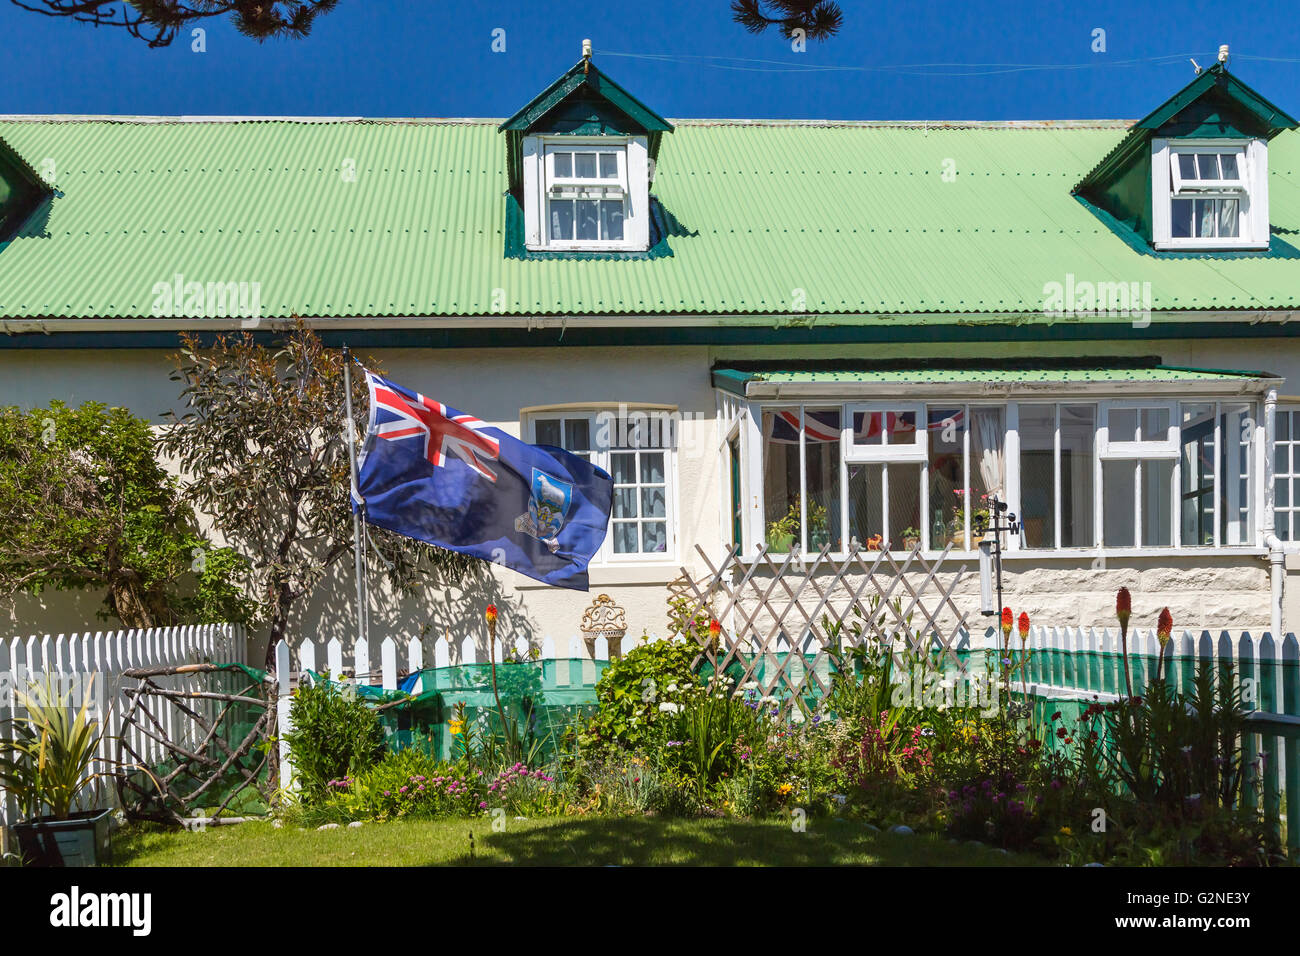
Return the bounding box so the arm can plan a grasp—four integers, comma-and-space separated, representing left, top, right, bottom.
1, 115, 1300, 321
713, 364, 1281, 395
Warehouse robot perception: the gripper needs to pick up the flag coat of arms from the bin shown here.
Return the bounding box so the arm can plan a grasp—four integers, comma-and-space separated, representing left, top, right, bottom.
354, 368, 613, 589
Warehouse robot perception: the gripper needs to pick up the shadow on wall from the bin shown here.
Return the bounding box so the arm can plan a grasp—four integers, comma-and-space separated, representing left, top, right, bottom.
284, 559, 543, 667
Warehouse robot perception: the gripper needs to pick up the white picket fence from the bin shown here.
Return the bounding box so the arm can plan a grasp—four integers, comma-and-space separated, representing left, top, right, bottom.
0, 623, 247, 830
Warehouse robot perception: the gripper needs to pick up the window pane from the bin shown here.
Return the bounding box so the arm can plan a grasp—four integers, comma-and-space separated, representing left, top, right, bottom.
613, 523, 638, 554
1019, 404, 1056, 548
1195, 198, 1216, 238
1180, 403, 1216, 547
640, 487, 665, 519
575, 153, 597, 178
639, 451, 665, 484
1103, 460, 1137, 548
549, 200, 574, 240
848, 464, 883, 548
1142, 459, 1174, 547
1279, 410, 1291, 441
970, 405, 1006, 508
1110, 408, 1139, 443
1140, 407, 1169, 441
1220, 152, 1239, 179
1060, 405, 1095, 547
1276, 478, 1289, 508
1220, 404, 1254, 545
565, 418, 590, 452
762, 408, 800, 553
599, 153, 618, 179
535, 419, 561, 447
805, 408, 841, 551
1171, 198, 1194, 238
849, 463, 921, 549
613, 488, 637, 518
575, 200, 600, 241
1178, 153, 1197, 179
610, 452, 636, 484
553, 152, 572, 178
927, 406, 965, 549
600, 200, 624, 241
1196, 153, 1219, 179
642, 522, 667, 553
1218, 198, 1239, 238
852, 409, 917, 446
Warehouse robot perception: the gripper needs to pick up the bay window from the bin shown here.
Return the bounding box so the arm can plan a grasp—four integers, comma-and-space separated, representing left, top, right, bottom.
745, 394, 1260, 557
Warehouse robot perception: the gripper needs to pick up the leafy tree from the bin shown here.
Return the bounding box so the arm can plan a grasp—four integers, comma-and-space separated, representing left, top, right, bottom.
10, 0, 340, 48
731, 0, 844, 42
159, 322, 474, 667
0, 400, 254, 628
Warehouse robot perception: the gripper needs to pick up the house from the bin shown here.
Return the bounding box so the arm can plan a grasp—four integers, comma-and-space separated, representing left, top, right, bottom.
3, 44, 1300, 656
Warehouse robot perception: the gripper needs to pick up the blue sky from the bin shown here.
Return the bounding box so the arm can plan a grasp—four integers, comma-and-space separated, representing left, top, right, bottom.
0, 0, 1297, 120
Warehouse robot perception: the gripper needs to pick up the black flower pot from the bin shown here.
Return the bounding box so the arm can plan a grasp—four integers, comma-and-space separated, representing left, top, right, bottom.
11, 809, 113, 867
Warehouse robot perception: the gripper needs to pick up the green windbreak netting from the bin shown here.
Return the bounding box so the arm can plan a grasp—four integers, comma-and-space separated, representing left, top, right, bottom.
309, 657, 611, 762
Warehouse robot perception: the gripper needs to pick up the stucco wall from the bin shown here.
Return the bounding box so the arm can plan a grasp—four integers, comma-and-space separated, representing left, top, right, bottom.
0, 334, 1294, 652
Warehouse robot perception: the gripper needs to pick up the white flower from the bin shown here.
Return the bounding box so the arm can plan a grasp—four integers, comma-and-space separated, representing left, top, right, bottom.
658, 702, 680, 713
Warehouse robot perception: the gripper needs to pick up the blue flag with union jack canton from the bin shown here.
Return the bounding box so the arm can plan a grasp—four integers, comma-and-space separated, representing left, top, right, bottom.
353, 367, 613, 590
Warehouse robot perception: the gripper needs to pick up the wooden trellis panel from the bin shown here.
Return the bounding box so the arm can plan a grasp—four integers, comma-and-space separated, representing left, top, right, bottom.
672, 543, 972, 714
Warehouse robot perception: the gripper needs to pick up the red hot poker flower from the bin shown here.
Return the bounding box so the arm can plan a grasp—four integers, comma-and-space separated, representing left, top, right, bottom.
708, 619, 722, 638
1001, 607, 1013, 636
485, 604, 498, 625
1157, 607, 1173, 646
1116, 587, 1132, 629
1018, 612, 1030, 642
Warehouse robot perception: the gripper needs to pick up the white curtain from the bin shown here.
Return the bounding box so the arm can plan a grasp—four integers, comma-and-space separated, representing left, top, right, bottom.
972, 407, 1005, 499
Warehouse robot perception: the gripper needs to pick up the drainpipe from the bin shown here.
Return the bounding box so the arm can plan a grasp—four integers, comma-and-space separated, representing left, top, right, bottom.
1263, 387, 1286, 636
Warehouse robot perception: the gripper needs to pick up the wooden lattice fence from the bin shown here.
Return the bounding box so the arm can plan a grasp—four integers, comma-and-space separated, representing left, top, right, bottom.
671, 543, 973, 714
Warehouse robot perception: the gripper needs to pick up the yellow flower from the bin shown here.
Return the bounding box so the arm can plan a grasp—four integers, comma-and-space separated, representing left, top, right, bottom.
449, 719, 464, 736
1058, 826, 1072, 836
777, 783, 794, 796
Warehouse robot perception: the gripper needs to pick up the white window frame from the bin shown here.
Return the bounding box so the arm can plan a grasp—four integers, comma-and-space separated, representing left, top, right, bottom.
843, 402, 928, 462
521, 134, 651, 253
1151, 137, 1270, 251
1273, 406, 1300, 543
1097, 400, 1180, 459
525, 407, 676, 564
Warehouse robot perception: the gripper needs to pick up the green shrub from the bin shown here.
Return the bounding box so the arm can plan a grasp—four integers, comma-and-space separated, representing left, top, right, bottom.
578, 637, 701, 753
283, 677, 386, 805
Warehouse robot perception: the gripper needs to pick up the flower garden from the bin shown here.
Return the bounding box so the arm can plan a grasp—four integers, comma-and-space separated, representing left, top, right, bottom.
239, 588, 1287, 868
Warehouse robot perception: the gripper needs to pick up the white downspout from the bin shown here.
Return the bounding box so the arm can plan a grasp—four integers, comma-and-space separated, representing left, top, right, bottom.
1263, 387, 1286, 636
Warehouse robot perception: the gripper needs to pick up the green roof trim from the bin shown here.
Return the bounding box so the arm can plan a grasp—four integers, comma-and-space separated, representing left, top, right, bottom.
1135, 63, 1298, 136
498, 58, 673, 135
712, 360, 1281, 396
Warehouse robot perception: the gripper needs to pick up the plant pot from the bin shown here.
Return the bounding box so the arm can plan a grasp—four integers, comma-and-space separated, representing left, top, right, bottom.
902, 536, 921, 552
766, 531, 795, 553
12, 809, 113, 867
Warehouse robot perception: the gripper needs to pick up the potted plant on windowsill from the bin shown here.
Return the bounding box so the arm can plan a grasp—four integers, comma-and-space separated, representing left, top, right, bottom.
0, 676, 114, 867
901, 527, 922, 552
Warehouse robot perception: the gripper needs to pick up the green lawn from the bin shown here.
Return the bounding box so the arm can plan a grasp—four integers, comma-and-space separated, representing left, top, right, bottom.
113, 816, 1044, 866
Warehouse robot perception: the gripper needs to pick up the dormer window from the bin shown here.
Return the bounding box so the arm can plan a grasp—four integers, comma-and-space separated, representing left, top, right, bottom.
499, 45, 673, 258
1153, 140, 1268, 249
1073, 61, 1295, 256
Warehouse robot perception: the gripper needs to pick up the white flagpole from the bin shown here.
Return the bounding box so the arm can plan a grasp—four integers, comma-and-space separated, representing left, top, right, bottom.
342, 346, 368, 653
